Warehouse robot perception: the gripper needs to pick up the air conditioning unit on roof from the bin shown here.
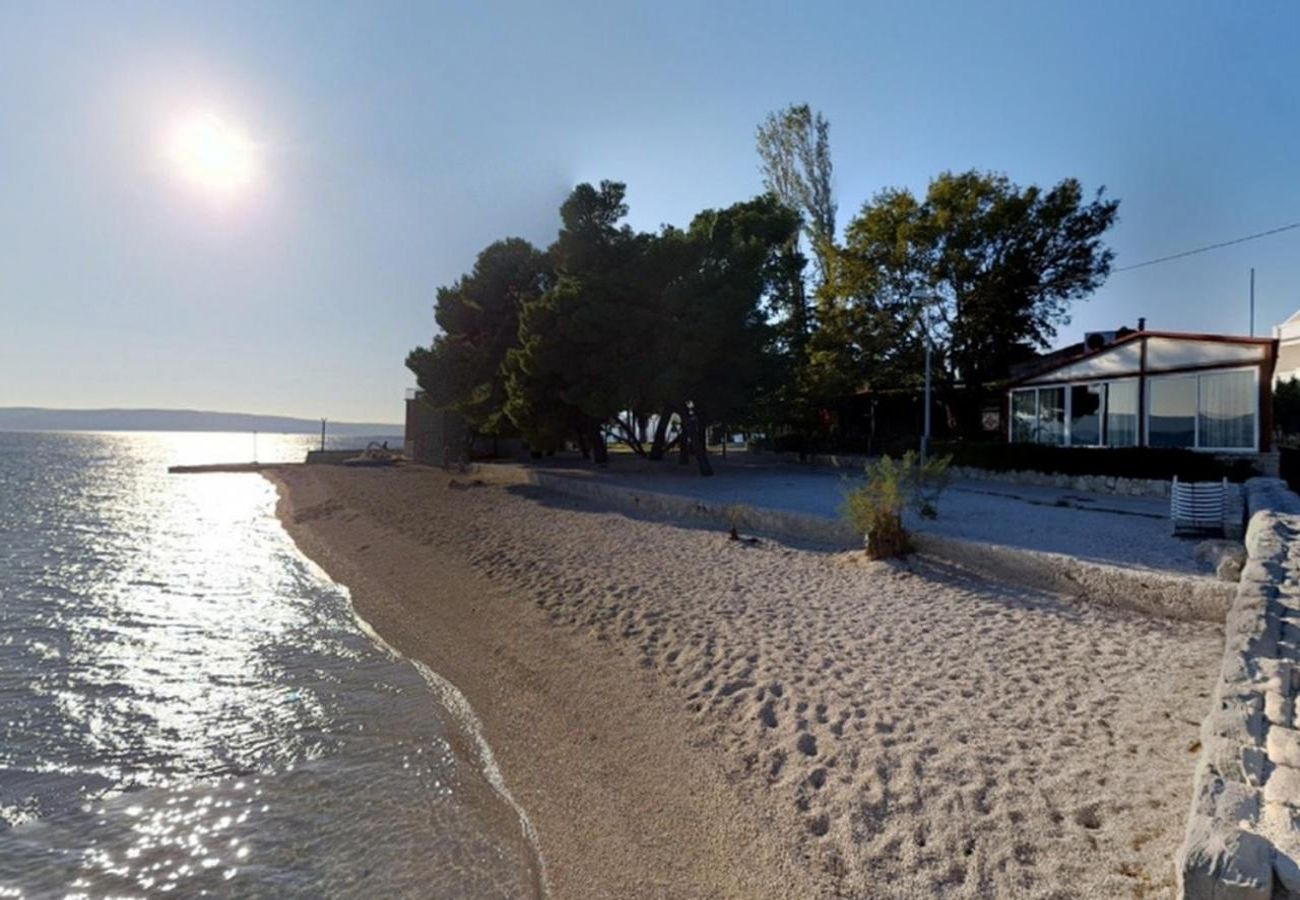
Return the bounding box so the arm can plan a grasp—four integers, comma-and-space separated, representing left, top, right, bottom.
1084, 331, 1118, 352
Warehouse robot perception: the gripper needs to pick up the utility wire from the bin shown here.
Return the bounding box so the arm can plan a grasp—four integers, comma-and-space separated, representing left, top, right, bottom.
1112, 221, 1300, 273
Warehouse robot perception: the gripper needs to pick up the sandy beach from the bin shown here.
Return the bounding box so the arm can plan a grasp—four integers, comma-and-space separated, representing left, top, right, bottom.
268, 463, 1224, 899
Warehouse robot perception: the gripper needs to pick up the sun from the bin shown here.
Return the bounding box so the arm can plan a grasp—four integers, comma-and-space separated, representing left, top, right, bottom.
166, 112, 256, 194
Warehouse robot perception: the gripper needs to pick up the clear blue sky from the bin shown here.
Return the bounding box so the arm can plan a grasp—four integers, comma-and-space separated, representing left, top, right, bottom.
2, 1, 1297, 423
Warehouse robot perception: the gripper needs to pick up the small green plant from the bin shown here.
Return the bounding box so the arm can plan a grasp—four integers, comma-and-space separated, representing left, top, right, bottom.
909, 451, 953, 520
842, 451, 953, 556
725, 504, 743, 540
842, 454, 912, 559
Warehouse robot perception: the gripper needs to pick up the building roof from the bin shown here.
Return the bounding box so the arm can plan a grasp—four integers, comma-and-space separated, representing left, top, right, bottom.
1008, 328, 1274, 387
1007, 327, 1135, 382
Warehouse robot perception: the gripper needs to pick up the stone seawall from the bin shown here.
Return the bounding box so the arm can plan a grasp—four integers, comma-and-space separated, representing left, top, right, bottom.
1177, 478, 1300, 898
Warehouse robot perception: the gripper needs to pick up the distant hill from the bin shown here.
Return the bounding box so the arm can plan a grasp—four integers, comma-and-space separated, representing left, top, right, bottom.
0, 408, 402, 435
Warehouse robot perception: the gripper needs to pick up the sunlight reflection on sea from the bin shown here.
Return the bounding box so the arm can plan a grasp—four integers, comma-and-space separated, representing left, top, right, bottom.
0, 432, 540, 897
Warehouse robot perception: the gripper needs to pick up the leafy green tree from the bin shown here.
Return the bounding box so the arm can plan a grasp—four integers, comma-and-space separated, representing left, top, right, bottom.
504, 181, 647, 462
823, 170, 1118, 435
503, 278, 614, 457
924, 171, 1118, 390
405, 238, 548, 434
812, 187, 929, 400
664, 195, 801, 473
503, 184, 798, 474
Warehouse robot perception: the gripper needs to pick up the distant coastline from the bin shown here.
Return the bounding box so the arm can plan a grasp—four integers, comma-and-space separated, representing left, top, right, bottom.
0, 407, 401, 435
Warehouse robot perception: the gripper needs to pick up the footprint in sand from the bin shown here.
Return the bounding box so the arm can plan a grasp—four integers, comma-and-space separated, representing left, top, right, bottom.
1072, 804, 1103, 830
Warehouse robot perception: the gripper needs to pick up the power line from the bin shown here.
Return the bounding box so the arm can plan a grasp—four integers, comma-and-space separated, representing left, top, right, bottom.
1112, 221, 1300, 273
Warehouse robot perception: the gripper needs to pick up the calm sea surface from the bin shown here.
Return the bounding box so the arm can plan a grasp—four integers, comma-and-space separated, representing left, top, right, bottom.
0, 432, 542, 898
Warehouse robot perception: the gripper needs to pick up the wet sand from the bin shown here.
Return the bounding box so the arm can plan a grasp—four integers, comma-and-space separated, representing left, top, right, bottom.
268, 463, 1223, 899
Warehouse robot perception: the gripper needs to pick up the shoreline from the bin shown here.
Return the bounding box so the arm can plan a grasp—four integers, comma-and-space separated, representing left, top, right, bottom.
330, 563, 551, 898
266, 462, 1223, 897
265, 465, 817, 898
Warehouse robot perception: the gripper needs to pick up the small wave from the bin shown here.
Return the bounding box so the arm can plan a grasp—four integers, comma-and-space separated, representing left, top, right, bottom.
295, 552, 551, 898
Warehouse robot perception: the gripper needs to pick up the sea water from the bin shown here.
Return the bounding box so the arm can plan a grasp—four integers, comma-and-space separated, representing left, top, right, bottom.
0, 431, 542, 898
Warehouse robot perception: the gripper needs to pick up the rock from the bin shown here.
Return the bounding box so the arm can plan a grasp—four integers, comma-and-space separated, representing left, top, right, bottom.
1268, 728, 1300, 770
1264, 803, 1300, 894
1191, 774, 1262, 821
1265, 765, 1300, 808
1205, 740, 1269, 787
1178, 814, 1273, 899
1218, 555, 1245, 582
1197, 539, 1248, 577
1274, 839, 1300, 895
1266, 691, 1292, 727
1243, 746, 1269, 787
1205, 694, 1266, 741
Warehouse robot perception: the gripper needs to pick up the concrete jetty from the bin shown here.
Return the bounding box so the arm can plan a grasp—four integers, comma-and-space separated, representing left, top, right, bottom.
167, 462, 277, 474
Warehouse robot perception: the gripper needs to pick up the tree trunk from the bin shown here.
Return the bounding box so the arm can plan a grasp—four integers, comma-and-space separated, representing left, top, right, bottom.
693, 413, 713, 476
648, 412, 672, 461
591, 424, 608, 465
868, 399, 877, 457
614, 415, 646, 457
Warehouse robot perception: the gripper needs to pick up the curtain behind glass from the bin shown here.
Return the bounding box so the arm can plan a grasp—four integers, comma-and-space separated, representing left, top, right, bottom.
1148, 376, 1197, 448
1069, 384, 1103, 446
1011, 391, 1037, 442
1198, 370, 1254, 448
1038, 387, 1066, 445
1105, 380, 1138, 447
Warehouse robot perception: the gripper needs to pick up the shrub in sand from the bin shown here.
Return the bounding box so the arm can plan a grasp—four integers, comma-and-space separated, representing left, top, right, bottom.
726, 504, 743, 540
842, 452, 953, 557
842, 455, 912, 558
910, 451, 953, 520
725, 504, 761, 545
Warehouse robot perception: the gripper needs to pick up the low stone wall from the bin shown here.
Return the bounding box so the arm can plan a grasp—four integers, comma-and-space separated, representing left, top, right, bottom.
523, 471, 1233, 624
949, 465, 1174, 499
764, 450, 1249, 505
1176, 478, 1300, 898
525, 471, 854, 546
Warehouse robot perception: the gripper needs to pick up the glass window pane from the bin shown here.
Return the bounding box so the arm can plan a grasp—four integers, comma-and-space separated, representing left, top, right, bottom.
1148, 376, 1196, 448
1198, 370, 1255, 449
1069, 384, 1103, 446
1037, 387, 1066, 446
1105, 380, 1138, 447
1011, 390, 1037, 443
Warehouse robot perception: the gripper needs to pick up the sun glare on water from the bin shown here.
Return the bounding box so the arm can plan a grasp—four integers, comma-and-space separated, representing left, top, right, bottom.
166, 112, 257, 195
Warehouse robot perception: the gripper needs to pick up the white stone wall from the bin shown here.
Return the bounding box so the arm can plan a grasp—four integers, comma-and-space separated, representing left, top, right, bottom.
1177, 478, 1300, 898
948, 465, 1173, 498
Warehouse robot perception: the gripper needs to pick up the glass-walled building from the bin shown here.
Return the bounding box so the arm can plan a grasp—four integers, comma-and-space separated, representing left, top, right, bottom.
1007, 331, 1277, 453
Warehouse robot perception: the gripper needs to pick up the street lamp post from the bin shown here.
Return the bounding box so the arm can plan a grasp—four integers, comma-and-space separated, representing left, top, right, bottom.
922, 337, 932, 466
911, 289, 941, 468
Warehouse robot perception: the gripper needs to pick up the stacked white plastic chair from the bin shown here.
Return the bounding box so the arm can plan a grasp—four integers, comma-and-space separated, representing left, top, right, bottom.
1170, 475, 1227, 536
